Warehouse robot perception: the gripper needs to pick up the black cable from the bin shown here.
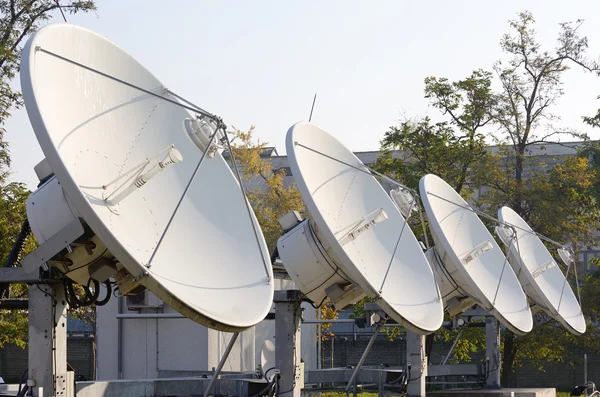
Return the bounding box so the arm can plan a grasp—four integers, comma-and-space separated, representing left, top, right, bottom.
274, 376, 280, 396
63, 249, 108, 276
0, 219, 32, 299
388, 371, 406, 385
250, 374, 278, 397
5, 220, 31, 267
64, 279, 98, 309
263, 367, 277, 381
36, 284, 57, 305
307, 222, 351, 283
270, 247, 279, 265
16, 385, 28, 397
309, 295, 328, 309
85, 278, 101, 302
95, 280, 112, 306
17, 368, 27, 395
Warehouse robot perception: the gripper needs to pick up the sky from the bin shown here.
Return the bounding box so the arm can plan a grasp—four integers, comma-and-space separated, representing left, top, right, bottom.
5, 0, 600, 190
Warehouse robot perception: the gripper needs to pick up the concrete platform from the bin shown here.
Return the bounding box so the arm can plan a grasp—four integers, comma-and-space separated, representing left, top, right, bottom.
75, 376, 269, 397
429, 388, 556, 397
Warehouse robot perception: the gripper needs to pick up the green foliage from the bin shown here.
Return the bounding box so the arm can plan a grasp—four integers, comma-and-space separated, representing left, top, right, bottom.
493, 11, 596, 181
435, 320, 486, 364
230, 126, 305, 252
0, 0, 96, 348
0, 182, 35, 348
378, 69, 497, 196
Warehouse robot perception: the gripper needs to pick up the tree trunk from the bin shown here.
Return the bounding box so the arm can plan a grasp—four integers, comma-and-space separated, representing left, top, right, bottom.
501, 330, 517, 387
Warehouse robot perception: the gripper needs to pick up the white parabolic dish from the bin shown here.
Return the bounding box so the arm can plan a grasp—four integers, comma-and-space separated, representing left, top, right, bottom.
419, 174, 533, 335
498, 206, 586, 335
287, 122, 444, 334
20, 23, 273, 331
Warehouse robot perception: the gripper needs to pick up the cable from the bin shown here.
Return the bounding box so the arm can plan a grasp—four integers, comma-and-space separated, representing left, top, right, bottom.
63, 249, 108, 276
270, 247, 279, 265
37, 48, 217, 121
54, 0, 67, 22
94, 280, 112, 306
36, 284, 57, 305
309, 295, 328, 309
250, 374, 278, 397
63, 277, 107, 309
307, 221, 351, 284
17, 369, 27, 396
0, 219, 32, 299
263, 367, 278, 381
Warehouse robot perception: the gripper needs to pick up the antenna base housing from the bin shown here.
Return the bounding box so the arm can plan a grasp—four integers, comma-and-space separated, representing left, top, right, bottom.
277, 219, 364, 309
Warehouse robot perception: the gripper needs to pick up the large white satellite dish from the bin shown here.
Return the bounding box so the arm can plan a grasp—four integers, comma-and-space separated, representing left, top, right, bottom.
277, 122, 443, 334
497, 206, 586, 335
419, 174, 533, 335
20, 23, 273, 331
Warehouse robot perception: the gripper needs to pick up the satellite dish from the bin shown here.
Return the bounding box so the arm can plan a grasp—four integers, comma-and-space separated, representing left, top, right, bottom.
20, 23, 273, 331
260, 340, 276, 380
497, 206, 585, 335
419, 174, 533, 335
277, 122, 443, 334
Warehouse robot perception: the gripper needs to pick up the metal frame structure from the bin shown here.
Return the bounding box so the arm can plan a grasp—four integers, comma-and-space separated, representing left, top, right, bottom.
0, 264, 506, 397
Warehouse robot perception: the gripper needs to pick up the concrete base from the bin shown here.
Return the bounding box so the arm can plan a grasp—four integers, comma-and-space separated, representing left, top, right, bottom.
75, 376, 254, 397
429, 387, 556, 397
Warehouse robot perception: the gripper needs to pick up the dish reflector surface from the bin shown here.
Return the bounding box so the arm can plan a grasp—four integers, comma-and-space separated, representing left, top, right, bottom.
419, 174, 533, 334
20, 23, 273, 331
287, 122, 443, 333
498, 206, 585, 335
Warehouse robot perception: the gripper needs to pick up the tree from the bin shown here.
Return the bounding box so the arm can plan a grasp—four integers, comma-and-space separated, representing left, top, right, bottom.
377, 69, 497, 196
493, 11, 598, 213
0, 0, 96, 348
317, 299, 338, 368
229, 126, 305, 252
488, 12, 599, 384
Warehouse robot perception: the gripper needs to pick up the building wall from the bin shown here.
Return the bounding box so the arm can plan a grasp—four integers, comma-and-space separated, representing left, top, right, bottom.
95, 278, 317, 381
0, 335, 94, 383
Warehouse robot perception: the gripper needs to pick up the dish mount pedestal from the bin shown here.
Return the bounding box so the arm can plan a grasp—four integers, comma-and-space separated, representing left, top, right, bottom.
274, 290, 303, 397
0, 267, 74, 397
406, 332, 427, 397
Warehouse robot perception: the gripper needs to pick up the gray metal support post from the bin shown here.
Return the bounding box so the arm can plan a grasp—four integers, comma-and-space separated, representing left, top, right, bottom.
29, 284, 70, 397
275, 291, 303, 397
406, 331, 427, 397
485, 317, 501, 389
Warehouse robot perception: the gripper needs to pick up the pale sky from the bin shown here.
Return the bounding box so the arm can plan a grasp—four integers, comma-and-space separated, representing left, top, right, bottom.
5, 0, 600, 190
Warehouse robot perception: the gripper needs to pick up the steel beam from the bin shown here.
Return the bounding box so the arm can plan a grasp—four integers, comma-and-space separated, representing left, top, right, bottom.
0, 267, 42, 284
0, 299, 28, 309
